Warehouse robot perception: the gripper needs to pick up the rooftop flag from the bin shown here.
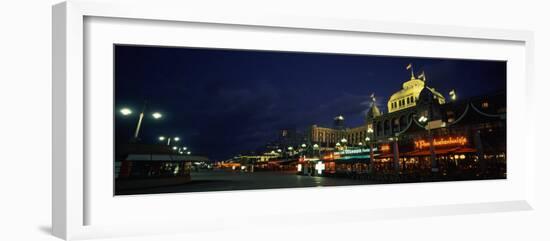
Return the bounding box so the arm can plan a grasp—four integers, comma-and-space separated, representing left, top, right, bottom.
406, 63, 415, 79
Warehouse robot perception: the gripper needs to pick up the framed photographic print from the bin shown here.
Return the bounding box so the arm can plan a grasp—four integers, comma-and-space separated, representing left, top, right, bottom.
53, 0, 535, 240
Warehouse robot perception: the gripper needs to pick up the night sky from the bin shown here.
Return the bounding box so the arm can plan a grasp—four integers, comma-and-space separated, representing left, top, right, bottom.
114, 45, 506, 160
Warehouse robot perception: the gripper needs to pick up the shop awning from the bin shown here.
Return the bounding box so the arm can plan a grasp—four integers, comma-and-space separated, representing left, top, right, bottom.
402, 147, 477, 157
269, 159, 298, 165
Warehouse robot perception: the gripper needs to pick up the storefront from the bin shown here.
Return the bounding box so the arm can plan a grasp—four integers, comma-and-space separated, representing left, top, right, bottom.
316, 147, 377, 176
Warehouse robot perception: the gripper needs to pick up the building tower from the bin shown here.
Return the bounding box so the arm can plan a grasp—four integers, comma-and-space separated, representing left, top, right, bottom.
387, 67, 445, 113
333, 115, 345, 130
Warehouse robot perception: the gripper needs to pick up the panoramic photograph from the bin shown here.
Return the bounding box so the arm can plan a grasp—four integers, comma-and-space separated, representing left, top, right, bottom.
114, 45, 507, 195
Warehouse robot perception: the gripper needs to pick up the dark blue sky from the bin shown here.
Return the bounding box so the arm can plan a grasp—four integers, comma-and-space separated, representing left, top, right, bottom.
115, 45, 506, 160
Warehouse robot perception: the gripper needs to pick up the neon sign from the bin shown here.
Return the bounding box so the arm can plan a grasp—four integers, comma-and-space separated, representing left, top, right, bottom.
322, 153, 340, 160
380, 144, 391, 152
335, 148, 377, 155
414, 136, 468, 150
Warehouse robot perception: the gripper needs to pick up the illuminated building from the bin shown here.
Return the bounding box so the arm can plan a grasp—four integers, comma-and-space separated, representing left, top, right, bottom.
387, 73, 445, 113
308, 66, 506, 178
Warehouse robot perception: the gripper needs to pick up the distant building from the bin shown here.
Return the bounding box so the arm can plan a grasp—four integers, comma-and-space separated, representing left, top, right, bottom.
265, 127, 308, 151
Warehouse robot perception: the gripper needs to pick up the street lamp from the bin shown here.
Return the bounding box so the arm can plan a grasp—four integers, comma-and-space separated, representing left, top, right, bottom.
418, 115, 428, 123
159, 135, 180, 145
119, 104, 163, 140
301, 143, 307, 148
187, 151, 191, 155
313, 143, 320, 157
418, 115, 437, 173
152, 112, 162, 119
366, 127, 375, 173
120, 108, 132, 116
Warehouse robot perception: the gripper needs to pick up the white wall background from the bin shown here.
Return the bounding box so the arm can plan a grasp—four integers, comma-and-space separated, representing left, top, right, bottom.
0, 0, 548, 240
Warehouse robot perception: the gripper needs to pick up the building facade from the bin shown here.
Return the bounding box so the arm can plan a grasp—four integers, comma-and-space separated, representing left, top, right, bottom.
306, 69, 506, 178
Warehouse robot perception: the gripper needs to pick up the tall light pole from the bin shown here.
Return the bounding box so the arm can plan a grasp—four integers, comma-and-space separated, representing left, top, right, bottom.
366, 127, 374, 173
313, 143, 320, 157
158, 135, 180, 146
119, 103, 162, 141
419, 115, 437, 173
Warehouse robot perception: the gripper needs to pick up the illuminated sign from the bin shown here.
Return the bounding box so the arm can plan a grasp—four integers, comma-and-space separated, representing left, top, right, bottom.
380, 144, 391, 152
299, 157, 320, 162
335, 148, 377, 155
315, 161, 325, 174
322, 153, 340, 160
415, 136, 468, 150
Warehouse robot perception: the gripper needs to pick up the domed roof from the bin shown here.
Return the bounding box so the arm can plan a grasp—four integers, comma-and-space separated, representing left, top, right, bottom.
418, 86, 446, 105
366, 104, 381, 120
418, 86, 435, 102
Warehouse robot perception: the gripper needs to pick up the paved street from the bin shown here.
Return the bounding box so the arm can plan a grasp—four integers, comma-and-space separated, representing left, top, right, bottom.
118, 170, 379, 195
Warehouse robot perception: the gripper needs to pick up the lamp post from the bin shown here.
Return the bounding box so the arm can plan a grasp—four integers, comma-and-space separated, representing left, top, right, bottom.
313, 143, 320, 157
419, 115, 438, 173
119, 103, 162, 141
366, 127, 374, 173
158, 135, 180, 146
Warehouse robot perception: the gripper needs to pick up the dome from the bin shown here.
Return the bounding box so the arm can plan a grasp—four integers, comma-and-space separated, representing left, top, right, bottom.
386, 70, 446, 113
418, 86, 435, 103
387, 78, 426, 113
366, 104, 381, 120
418, 86, 446, 105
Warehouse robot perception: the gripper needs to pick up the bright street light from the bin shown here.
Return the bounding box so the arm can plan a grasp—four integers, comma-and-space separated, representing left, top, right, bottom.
313, 144, 319, 149
365, 137, 370, 142
172, 146, 178, 150
183, 147, 187, 151
287, 146, 294, 151
341, 138, 347, 143
301, 143, 307, 148
418, 116, 428, 123
152, 112, 163, 119
187, 151, 191, 155
120, 108, 133, 116
158, 136, 166, 141
173, 137, 180, 142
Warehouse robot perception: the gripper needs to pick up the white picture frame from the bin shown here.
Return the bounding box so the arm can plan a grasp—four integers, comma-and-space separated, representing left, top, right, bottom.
52, 0, 535, 240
